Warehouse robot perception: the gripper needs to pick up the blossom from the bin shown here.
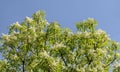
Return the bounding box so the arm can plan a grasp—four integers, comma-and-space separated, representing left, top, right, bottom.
42, 51, 49, 58
25, 16, 33, 23
13, 22, 22, 29
45, 19, 49, 25
52, 61, 57, 66
29, 27, 36, 33
96, 29, 106, 35
11, 35, 17, 40
80, 31, 90, 38
13, 54, 19, 60
113, 61, 120, 68
76, 31, 90, 38
53, 42, 66, 49
2, 33, 10, 41
88, 18, 95, 23
96, 48, 106, 54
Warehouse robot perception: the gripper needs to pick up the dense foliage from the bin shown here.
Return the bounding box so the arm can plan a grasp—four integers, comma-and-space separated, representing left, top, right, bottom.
0, 11, 120, 72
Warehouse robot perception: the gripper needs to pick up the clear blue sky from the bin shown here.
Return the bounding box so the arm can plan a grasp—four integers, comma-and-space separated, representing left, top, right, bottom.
0, 0, 120, 59
0, 0, 120, 41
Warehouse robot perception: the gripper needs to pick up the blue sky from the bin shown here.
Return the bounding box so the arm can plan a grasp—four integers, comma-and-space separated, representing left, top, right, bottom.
0, 0, 120, 61
0, 0, 120, 42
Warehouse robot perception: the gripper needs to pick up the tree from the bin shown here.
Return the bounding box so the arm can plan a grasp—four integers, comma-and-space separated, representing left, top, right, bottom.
0, 11, 120, 72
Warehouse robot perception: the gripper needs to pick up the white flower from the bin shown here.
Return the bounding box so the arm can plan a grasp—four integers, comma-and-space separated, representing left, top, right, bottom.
2, 33, 10, 41
29, 27, 35, 33
42, 51, 49, 58
13, 31, 19, 34
115, 64, 120, 68
107, 55, 111, 59
96, 48, 106, 54
13, 54, 18, 60
84, 31, 90, 37
96, 29, 105, 35
52, 61, 57, 66
45, 19, 49, 25
80, 31, 90, 38
113, 61, 120, 68
25, 16, 33, 23
11, 35, 17, 40
89, 49, 95, 53
54, 42, 66, 48
13, 22, 22, 28
88, 18, 95, 23
68, 32, 73, 36
76, 31, 81, 34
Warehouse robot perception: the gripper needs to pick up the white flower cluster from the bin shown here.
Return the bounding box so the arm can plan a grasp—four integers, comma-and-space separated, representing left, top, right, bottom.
87, 18, 95, 23
95, 29, 111, 40
83, 31, 90, 38
29, 27, 36, 33
68, 32, 74, 36
25, 16, 33, 23
96, 48, 107, 54
2, 33, 18, 42
96, 29, 106, 35
52, 23, 60, 29
14, 22, 22, 28
113, 61, 120, 68
42, 51, 49, 58
52, 61, 57, 66
10, 54, 18, 60
13, 31, 19, 34
2, 33, 11, 42
45, 19, 49, 25
53, 42, 66, 49
77, 31, 90, 38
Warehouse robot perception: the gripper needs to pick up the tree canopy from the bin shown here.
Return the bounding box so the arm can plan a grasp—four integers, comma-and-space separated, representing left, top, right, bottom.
0, 11, 120, 72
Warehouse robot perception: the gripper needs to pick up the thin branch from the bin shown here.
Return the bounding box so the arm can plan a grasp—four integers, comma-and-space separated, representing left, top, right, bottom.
104, 52, 116, 68
85, 53, 92, 65
22, 60, 25, 72
59, 50, 68, 66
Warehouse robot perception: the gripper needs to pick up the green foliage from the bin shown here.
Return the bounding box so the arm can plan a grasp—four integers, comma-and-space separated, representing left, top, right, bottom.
0, 11, 120, 72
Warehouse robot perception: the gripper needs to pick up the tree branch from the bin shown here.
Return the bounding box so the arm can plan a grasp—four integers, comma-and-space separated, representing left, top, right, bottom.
85, 53, 92, 65
104, 53, 116, 68
22, 60, 25, 72
59, 50, 68, 66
